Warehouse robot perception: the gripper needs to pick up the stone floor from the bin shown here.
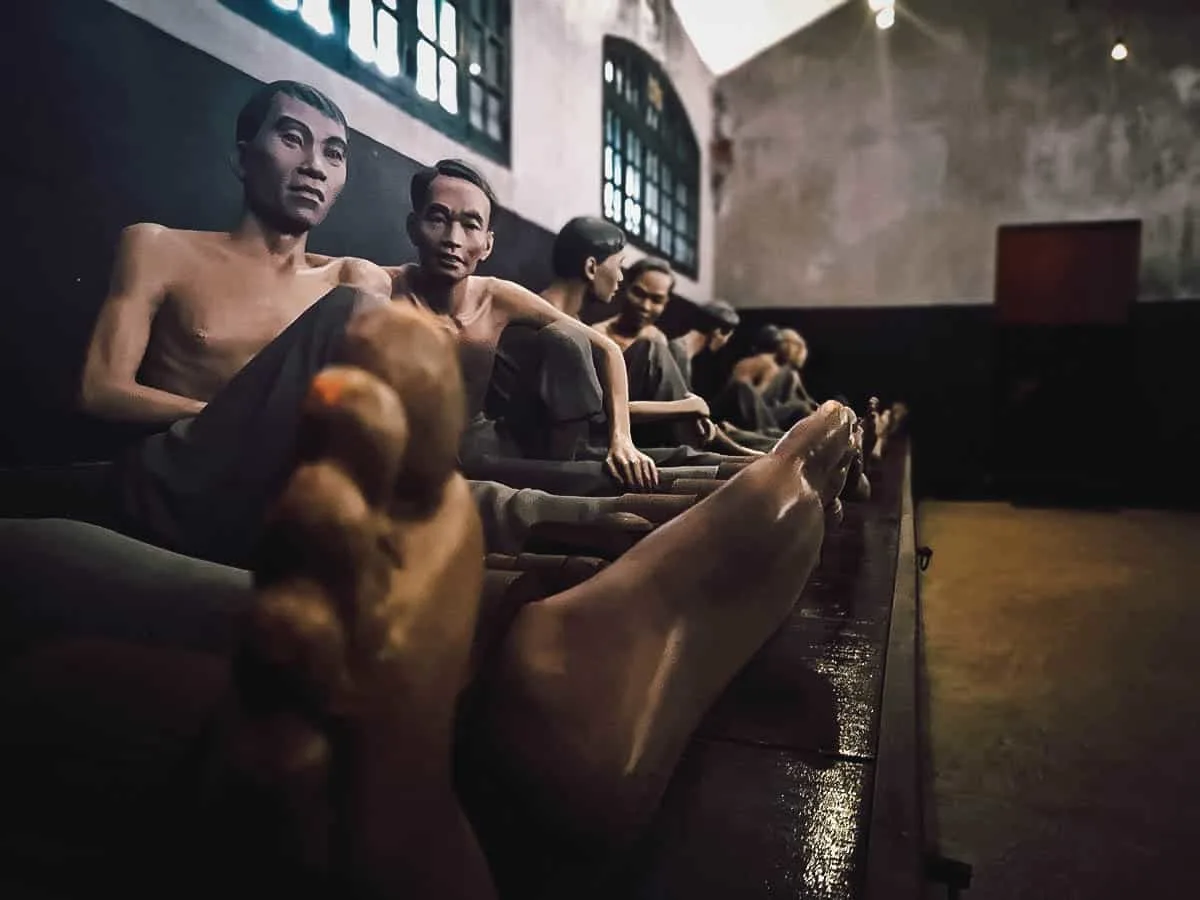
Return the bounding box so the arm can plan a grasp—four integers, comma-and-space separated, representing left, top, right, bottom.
918, 501, 1200, 900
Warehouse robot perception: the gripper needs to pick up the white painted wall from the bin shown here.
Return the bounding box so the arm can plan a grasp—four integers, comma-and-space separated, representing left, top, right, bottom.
104, 0, 715, 299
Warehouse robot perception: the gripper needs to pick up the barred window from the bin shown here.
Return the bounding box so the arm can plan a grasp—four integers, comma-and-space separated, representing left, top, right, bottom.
601, 36, 700, 278
223, 0, 510, 163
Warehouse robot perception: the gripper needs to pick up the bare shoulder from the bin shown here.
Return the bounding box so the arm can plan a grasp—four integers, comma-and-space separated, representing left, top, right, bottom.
110, 223, 203, 290
591, 316, 616, 335
117, 222, 189, 257
480, 275, 523, 306
732, 355, 760, 377
338, 256, 393, 295
479, 276, 547, 325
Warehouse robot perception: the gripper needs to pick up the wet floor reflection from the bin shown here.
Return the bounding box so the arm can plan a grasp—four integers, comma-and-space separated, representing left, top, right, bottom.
620, 446, 908, 897
626, 741, 870, 900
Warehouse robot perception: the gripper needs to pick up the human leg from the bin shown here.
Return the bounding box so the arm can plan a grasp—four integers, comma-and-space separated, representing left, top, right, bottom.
474, 402, 859, 845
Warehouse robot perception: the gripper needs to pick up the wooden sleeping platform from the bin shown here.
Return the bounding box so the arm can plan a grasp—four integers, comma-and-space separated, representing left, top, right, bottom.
0, 443, 923, 899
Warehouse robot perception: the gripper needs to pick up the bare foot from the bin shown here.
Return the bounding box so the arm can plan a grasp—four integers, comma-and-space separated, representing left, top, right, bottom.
840, 418, 871, 502
701, 420, 765, 457
228, 305, 497, 899
476, 401, 858, 847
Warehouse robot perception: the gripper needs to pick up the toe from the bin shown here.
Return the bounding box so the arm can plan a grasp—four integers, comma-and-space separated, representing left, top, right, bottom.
340, 305, 466, 508
298, 367, 409, 509
242, 579, 353, 718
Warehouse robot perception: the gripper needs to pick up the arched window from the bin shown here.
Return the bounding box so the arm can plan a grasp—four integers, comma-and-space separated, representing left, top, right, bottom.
222, 0, 511, 164
602, 37, 700, 278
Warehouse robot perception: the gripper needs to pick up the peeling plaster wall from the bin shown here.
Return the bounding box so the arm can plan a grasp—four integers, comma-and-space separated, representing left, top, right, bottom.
715, 0, 1200, 307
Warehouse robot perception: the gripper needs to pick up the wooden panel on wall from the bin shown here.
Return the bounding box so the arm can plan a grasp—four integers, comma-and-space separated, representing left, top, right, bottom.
995, 221, 1141, 326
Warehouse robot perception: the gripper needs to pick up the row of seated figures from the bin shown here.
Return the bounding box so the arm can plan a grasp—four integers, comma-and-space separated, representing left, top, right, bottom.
0, 80, 909, 900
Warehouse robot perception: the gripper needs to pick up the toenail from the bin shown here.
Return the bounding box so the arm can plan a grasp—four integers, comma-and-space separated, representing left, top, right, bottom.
311, 373, 346, 406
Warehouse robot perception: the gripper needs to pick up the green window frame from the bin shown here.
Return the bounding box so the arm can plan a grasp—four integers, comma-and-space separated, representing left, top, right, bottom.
601, 36, 700, 279
221, 0, 511, 165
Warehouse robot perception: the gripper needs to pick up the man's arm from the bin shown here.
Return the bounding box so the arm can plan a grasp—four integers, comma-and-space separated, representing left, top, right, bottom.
731, 356, 773, 392
627, 396, 709, 421
489, 278, 658, 489
79, 224, 208, 423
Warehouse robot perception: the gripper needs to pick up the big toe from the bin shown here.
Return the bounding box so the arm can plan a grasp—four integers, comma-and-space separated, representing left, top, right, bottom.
299, 367, 409, 509
341, 304, 466, 507
772, 400, 854, 464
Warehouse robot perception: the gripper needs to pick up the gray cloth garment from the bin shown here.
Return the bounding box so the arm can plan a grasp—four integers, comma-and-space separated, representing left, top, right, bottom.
0, 288, 371, 566
468, 480, 625, 554
0, 517, 251, 662
667, 337, 693, 391
116, 286, 372, 565
469, 320, 604, 463
710, 379, 784, 433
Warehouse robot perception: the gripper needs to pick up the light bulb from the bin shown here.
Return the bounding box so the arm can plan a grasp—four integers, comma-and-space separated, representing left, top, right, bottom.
876, 7, 896, 29
1111, 41, 1128, 62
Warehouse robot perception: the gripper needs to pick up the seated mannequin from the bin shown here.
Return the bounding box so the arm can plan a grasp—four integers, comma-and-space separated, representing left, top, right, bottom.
706, 326, 785, 436
375, 161, 661, 493
0, 82, 690, 561
768, 329, 820, 415
55, 80, 391, 561
481, 217, 744, 472
721, 327, 871, 501
667, 298, 777, 452
366, 174, 747, 497
220, 300, 861, 894
666, 297, 738, 394
577, 250, 757, 457
867, 396, 910, 460
729, 326, 819, 430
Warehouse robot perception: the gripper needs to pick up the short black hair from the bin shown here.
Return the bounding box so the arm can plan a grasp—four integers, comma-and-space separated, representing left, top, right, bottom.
753, 324, 782, 353
624, 256, 676, 292
410, 158, 498, 223
551, 216, 626, 279
695, 298, 740, 333
236, 80, 348, 144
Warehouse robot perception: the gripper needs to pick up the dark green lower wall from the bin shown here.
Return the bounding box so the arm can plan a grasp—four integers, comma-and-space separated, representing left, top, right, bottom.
724, 303, 1200, 507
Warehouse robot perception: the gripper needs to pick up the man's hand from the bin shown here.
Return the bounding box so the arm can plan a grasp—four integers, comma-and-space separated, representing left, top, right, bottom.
606, 435, 660, 491
687, 394, 711, 417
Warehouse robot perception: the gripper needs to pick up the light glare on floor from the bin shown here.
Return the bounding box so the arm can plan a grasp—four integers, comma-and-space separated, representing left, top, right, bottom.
876, 8, 896, 30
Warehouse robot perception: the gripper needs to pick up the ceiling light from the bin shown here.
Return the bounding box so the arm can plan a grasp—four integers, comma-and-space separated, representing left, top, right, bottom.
868, 0, 895, 11
876, 7, 896, 29
1111, 40, 1128, 61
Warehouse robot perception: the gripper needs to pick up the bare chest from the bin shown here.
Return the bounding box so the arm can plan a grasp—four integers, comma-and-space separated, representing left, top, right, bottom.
157, 269, 336, 359
398, 285, 506, 348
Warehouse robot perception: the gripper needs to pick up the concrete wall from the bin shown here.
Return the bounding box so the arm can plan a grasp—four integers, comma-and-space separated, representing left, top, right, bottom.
715, 0, 1200, 307
106, 0, 716, 299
